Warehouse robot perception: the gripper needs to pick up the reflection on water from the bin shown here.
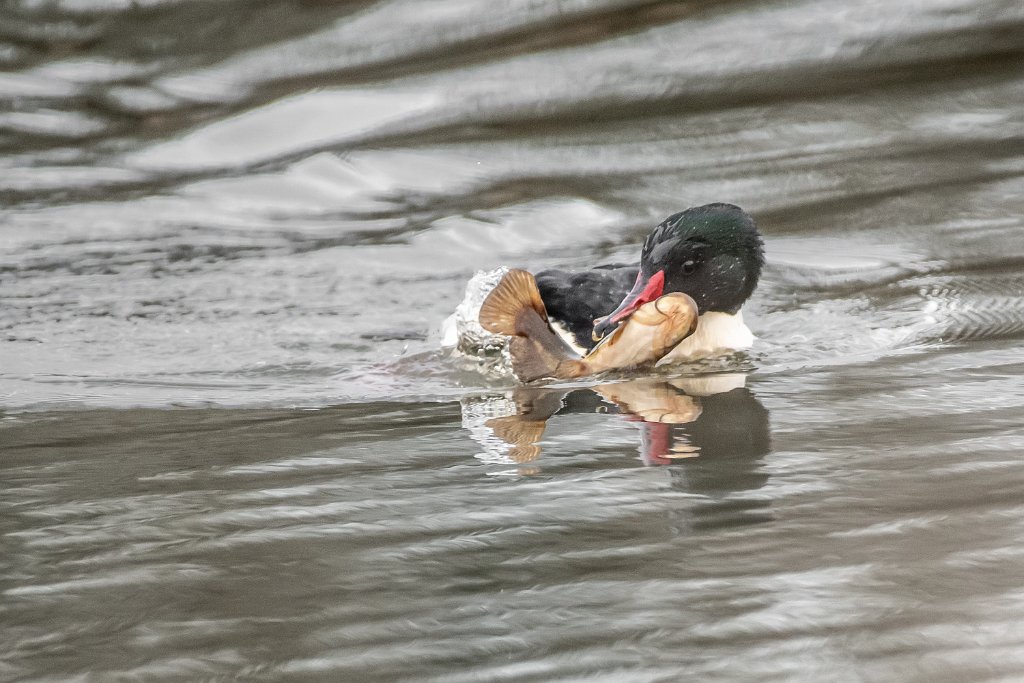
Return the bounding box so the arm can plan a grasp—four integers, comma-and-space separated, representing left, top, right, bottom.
464, 374, 770, 485
465, 373, 777, 530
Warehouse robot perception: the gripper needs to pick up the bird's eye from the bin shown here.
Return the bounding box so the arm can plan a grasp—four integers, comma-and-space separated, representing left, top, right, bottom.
682, 260, 696, 274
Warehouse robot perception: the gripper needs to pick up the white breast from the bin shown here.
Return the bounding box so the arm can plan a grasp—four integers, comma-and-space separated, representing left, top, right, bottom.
656, 310, 754, 365
557, 310, 753, 364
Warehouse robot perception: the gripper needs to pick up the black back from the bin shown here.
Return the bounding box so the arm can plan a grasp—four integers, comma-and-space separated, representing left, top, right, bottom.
535, 264, 638, 351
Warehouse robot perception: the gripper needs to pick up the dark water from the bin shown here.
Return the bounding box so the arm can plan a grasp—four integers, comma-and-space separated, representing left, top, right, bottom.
4, 0, 1024, 680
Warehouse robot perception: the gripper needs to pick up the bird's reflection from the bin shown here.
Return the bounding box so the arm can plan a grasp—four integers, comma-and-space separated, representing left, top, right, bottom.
461, 374, 771, 495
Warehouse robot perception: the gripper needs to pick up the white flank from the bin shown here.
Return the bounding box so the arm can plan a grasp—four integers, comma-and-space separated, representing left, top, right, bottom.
550, 320, 588, 356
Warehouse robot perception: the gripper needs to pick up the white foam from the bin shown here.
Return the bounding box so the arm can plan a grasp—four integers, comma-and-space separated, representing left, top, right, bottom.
440, 267, 510, 355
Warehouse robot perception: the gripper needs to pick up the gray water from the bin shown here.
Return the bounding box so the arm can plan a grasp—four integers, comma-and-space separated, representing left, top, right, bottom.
4, 1, 1024, 680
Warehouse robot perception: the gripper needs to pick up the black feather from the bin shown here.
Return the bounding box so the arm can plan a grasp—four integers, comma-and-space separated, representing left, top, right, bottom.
535, 265, 638, 352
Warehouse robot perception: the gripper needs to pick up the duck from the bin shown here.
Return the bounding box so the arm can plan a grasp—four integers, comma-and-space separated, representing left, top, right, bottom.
534, 202, 764, 362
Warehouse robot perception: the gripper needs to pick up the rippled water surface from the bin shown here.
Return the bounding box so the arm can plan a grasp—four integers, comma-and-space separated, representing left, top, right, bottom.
4, 0, 1024, 680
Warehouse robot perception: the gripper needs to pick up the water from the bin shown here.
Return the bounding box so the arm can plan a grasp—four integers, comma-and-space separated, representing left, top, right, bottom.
3, 0, 1024, 679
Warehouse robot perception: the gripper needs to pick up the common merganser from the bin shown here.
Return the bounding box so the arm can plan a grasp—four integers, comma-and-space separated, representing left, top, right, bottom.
535, 203, 764, 360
